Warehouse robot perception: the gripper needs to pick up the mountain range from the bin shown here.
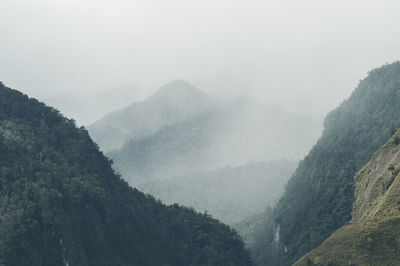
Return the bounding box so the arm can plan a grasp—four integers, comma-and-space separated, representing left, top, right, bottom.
91, 81, 321, 227
88, 80, 216, 152
3, 60, 400, 265
0, 81, 252, 265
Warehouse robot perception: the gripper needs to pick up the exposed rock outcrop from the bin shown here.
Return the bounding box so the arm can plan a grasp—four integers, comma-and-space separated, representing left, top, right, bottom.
295, 129, 400, 265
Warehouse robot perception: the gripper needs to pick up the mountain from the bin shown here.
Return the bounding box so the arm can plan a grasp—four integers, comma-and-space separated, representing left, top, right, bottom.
248, 61, 400, 265
147, 160, 298, 225
108, 96, 320, 188
88, 80, 216, 152
107, 94, 320, 226
295, 129, 400, 265
0, 82, 253, 266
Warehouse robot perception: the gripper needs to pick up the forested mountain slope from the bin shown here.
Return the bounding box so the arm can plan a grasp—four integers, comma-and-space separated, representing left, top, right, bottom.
295, 129, 400, 265
107, 95, 319, 227
109, 96, 319, 189
88, 80, 215, 152
148, 160, 297, 225
0, 82, 253, 266
249, 61, 400, 265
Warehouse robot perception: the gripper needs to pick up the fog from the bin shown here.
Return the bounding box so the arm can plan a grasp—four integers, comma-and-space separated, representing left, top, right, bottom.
91, 80, 322, 225
1, 0, 400, 229
2, 0, 400, 124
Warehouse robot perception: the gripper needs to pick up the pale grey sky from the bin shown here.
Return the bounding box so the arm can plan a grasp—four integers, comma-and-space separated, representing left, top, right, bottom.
1, 0, 400, 120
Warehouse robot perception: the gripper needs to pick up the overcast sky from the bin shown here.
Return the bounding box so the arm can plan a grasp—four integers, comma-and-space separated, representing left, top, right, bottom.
1, 0, 400, 121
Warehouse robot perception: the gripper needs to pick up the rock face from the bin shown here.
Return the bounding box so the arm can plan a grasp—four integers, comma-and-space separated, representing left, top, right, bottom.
351, 133, 400, 223
295, 129, 400, 265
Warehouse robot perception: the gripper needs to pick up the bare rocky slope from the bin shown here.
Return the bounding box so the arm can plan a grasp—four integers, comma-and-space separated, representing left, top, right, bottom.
295, 129, 400, 265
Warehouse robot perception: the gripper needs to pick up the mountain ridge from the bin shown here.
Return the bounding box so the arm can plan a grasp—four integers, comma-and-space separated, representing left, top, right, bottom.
108, 94, 320, 184
88, 80, 215, 152
248, 61, 400, 265
147, 160, 298, 225
0, 81, 253, 266
106, 94, 320, 227
295, 129, 400, 265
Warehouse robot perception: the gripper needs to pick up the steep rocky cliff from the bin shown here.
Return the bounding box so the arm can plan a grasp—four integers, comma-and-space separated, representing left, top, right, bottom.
295, 129, 400, 265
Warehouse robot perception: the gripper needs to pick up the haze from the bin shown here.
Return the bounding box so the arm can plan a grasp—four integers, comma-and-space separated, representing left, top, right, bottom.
1, 0, 400, 124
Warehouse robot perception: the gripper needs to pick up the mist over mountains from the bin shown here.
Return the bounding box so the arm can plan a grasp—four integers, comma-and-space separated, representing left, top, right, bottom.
43, 85, 141, 126
0, 82, 253, 265
2, 61, 400, 266
3, 1, 400, 265
89, 80, 216, 152
88, 80, 321, 227
149, 160, 298, 225
94, 80, 321, 169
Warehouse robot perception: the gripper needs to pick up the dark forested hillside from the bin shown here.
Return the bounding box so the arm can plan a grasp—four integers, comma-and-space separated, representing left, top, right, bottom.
249, 61, 400, 265
0, 82, 253, 266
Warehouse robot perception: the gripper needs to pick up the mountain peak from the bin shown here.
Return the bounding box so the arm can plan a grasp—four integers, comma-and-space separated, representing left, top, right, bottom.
160, 79, 194, 90
149, 80, 210, 102
88, 80, 215, 152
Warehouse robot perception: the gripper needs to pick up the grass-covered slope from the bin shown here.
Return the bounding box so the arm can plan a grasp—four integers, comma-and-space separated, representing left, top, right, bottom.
295, 129, 400, 265
249, 61, 400, 265
294, 218, 400, 266
0, 82, 253, 266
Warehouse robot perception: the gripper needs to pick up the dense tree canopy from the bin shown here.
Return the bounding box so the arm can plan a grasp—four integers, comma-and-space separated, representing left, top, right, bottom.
0, 82, 253, 266
249, 61, 400, 265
